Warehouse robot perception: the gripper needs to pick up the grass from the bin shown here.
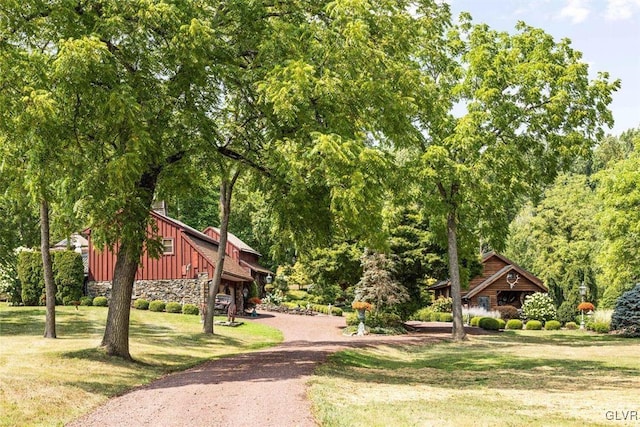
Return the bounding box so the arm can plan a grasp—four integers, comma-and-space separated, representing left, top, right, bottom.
0, 303, 283, 426
309, 329, 640, 427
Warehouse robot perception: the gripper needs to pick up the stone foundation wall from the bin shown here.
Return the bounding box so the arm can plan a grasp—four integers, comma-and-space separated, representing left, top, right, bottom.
87, 277, 207, 306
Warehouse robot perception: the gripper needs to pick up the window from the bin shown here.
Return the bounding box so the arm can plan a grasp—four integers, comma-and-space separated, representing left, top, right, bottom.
478, 296, 490, 311
162, 238, 174, 255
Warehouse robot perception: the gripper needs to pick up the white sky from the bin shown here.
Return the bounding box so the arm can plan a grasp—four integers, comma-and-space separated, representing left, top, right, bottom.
447, 0, 640, 136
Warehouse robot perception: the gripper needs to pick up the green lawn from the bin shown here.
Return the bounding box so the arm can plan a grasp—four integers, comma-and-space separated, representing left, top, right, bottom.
0, 303, 283, 426
309, 330, 640, 427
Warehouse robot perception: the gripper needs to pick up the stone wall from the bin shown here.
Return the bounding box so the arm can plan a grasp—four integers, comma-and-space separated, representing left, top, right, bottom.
87, 276, 207, 306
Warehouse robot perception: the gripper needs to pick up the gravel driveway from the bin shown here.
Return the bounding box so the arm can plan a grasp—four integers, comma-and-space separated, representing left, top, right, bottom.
67, 313, 449, 427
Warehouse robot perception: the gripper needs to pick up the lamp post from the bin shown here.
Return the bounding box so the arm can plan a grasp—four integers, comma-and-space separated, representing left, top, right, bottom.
579, 281, 587, 330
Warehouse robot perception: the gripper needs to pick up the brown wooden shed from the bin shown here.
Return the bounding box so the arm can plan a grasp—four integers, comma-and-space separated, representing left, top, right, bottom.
429, 252, 547, 311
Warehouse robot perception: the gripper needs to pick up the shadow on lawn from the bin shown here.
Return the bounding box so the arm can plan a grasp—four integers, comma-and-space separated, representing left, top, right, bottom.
317, 341, 640, 392
0, 307, 97, 336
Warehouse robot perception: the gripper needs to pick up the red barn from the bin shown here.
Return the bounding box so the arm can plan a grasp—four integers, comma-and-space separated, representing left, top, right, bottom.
86, 209, 258, 310
429, 252, 546, 311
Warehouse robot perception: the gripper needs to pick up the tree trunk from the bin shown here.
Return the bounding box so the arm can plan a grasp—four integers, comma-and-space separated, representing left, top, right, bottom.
100, 169, 160, 359
100, 244, 139, 360
40, 199, 56, 339
203, 170, 240, 334
447, 208, 467, 341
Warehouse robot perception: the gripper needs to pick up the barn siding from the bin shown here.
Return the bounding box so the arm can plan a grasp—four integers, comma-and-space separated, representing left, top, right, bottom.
88, 218, 192, 282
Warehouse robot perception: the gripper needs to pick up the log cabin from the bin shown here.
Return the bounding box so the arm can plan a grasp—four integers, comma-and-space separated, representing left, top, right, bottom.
429, 252, 546, 311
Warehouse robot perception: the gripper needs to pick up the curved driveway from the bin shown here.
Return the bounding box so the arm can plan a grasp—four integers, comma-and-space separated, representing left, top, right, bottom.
68, 313, 450, 427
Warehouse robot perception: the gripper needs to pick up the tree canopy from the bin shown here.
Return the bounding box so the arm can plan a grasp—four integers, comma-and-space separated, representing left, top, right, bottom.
0, 1, 624, 350
408, 17, 619, 339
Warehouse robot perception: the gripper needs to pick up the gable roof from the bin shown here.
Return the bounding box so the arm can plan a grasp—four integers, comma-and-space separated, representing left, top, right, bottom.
428, 251, 546, 297
151, 211, 253, 282
464, 252, 546, 298
183, 235, 253, 282
203, 226, 261, 257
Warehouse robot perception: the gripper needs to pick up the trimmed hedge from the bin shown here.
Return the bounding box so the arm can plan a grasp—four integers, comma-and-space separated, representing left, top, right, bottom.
52, 250, 84, 305
134, 299, 149, 310
506, 319, 523, 330
182, 304, 199, 315
149, 300, 166, 312
16, 250, 84, 306
496, 318, 506, 329
80, 296, 93, 306
93, 296, 108, 307
470, 316, 483, 327
17, 251, 45, 306
345, 311, 403, 328
525, 320, 542, 330
478, 317, 500, 331
166, 302, 182, 313
544, 320, 562, 330
564, 321, 578, 330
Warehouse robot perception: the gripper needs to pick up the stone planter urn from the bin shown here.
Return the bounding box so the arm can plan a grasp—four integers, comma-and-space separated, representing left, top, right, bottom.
351, 301, 371, 337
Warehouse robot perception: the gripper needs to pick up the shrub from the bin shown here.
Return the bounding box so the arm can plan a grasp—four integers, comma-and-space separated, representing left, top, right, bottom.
429, 311, 440, 321
149, 300, 166, 312
438, 312, 453, 322
431, 296, 453, 313
564, 321, 578, 330
590, 321, 611, 334
182, 303, 199, 315
525, 320, 542, 330
93, 296, 108, 307
470, 316, 483, 327
346, 311, 402, 329
369, 312, 404, 328
331, 307, 343, 316
165, 302, 182, 313
52, 251, 84, 305
478, 317, 500, 331
506, 319, 523, 330
521, 293, 557, 322
133, 299, 149, 310
496, 305, 519, 321
557, 301, 578, 324
413, 308, 434, 322
611, 284, 640, 337
496, 319, 506, 329
80, 296, 93, 306
17, 250, 84, 306
17, 251, 45, 306
544, 320, 562, 330
346, 312, 359, 326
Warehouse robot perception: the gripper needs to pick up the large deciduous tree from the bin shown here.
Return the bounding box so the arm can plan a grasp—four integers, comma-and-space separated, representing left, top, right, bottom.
596, 135, 640, 307
1, 1, 230, 358
189, 0, 451, 333
411, 17, 619, 340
